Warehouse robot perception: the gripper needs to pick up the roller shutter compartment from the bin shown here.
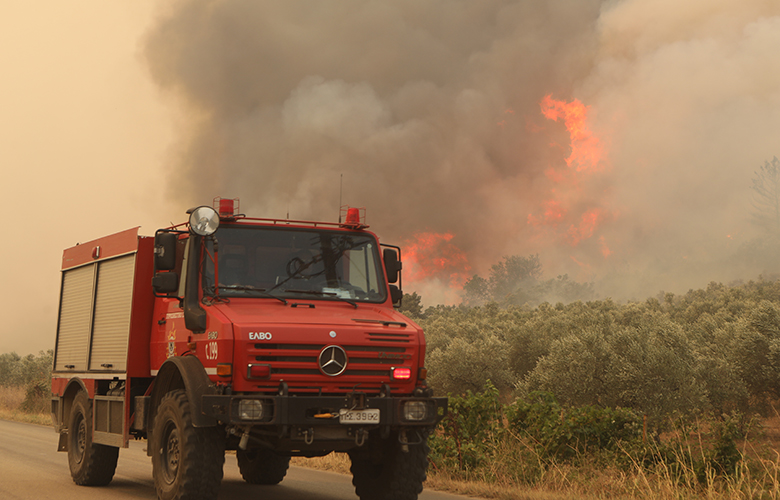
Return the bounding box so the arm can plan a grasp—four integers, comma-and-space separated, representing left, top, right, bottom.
89, 255, 136, 371
55, 264, 96, 371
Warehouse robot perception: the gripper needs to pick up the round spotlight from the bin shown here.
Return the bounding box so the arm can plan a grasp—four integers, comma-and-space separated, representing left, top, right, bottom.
189, 206, 220, 236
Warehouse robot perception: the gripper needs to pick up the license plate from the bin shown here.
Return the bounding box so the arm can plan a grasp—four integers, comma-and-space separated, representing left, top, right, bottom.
339, 408, 380, 424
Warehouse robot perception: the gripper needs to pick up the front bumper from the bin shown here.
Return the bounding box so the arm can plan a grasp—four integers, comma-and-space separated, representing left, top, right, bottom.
201, 392, 447, 429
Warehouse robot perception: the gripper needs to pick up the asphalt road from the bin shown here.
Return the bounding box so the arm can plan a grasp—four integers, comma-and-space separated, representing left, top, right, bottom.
0, 419, 478, 500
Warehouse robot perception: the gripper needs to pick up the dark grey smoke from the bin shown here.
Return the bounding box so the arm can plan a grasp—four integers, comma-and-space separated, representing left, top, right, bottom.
144, 0, 780, 303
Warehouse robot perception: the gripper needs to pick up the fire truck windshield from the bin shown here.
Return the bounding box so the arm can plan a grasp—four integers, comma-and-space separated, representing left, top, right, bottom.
203, 226, 387, 303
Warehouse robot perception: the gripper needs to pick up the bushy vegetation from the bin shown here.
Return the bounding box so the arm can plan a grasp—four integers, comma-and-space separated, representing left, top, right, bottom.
428, 383, 772, 499
0, 350, 52, 415
405, 278, 780, 422
398, 275, 780, 497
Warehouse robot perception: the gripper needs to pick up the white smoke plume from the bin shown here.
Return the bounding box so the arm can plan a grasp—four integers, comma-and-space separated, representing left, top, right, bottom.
144, 0, 780, 303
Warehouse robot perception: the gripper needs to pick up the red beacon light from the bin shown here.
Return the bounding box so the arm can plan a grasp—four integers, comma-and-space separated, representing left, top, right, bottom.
213, 197, 239, 218
340, 206, 367, 228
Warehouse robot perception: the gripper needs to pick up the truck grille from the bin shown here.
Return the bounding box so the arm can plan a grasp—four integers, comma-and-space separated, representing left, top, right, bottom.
367, 332, 413, 342
248, 332, 414, 393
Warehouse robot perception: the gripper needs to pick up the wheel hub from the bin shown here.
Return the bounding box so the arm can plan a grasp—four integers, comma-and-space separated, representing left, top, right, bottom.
160, 425, 180, 484
74, 415, 86, 464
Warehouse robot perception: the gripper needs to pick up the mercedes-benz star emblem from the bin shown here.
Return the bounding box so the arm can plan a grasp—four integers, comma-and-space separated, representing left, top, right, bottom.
319, 345, 348, 376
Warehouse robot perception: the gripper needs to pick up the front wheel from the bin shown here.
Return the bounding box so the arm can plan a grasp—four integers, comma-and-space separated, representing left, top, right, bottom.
236, 447, 290, 485
151, 390, 225, 500
349, 430, 429, 500
67, 391, 119, 486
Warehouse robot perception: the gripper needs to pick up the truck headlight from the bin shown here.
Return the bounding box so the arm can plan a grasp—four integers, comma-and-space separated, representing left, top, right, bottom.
402, 401, 428, 422
238, 399, 264, 420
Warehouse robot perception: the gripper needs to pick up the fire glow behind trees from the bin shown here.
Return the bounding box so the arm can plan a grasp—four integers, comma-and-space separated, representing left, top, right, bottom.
405, 95, 612, 297
401, 232, 472, 303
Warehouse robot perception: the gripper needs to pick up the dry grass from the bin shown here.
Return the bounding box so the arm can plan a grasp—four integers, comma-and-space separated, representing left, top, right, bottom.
0, 385, 25, 409
291, 452, 352, 474
424, 472, 601, 500
290, 422, 780, 500
0, 385, 51, 426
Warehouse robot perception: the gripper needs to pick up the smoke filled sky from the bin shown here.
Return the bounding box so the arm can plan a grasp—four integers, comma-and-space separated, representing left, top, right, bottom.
2, 0, 779, 354
145, 0, 780, 301
0, 2, 172, 354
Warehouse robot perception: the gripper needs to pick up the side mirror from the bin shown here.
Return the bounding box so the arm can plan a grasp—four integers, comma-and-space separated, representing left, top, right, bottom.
155, 232, 178, 271
152, 272, 179, 294
383, 248, 401, 284
389, 285, 403, 307
153, 231, 181, 298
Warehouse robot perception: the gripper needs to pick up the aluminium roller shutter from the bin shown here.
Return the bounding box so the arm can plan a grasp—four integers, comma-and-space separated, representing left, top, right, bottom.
54, 264, 96, 371
88, 254, 136, 372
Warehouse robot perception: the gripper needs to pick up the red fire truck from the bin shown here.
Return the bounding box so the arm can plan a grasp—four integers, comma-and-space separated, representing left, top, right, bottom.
51, 198, 446, 500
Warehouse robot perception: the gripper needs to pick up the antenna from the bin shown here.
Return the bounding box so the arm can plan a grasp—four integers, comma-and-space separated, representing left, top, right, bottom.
338, 173, 343, 222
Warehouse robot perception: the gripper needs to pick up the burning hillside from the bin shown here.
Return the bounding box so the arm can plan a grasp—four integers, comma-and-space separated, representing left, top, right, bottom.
144, 0, 780, 304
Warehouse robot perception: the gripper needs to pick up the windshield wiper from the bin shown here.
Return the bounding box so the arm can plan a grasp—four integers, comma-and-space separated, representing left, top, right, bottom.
215, 285, 288, 304
283, 289, 358, 309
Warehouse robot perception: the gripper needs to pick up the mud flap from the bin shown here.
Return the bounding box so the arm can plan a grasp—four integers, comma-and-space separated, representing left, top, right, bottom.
58, 432, 68, 452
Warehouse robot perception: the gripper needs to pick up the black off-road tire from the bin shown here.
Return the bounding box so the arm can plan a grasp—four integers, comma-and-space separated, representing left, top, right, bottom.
348, 430, 430, 500
151, 390, 225, 500
236, 447, 290, 485
67, 391, 119, 486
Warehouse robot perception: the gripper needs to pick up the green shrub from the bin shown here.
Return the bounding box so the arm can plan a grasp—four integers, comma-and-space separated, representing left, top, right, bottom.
20, 380, 49, 414
429, 381, 504, 473
0, 350, 52, 416
507, 391, 643, 462
0, 350, 53, 388
424, 305, 517, 394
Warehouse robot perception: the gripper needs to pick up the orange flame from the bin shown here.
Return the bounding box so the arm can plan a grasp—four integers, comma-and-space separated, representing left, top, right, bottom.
527, 95, 612, 260
403, 232, 471, 289
568, 208, 602, 245
540, 94, 604, 172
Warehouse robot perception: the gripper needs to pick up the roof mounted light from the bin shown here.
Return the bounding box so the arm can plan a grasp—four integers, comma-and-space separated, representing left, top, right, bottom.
339, 206, 367, 229
213, 196, 239, 218
188, 206, 220, 236
346, 208, 360, 224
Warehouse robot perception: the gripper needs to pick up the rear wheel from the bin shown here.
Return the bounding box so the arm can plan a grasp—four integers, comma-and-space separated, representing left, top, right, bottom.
236, 447, 290, 485
152, 390, 225, 500
349, 430, 429, 500
67, 391, 119, 486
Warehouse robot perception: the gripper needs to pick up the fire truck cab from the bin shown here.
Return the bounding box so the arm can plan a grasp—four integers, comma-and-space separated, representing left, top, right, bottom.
51, 198, 446, 500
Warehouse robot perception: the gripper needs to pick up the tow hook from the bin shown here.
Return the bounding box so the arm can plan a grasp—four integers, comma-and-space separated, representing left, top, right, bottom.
355, 428, 368, 447
303, 427, 315, 445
